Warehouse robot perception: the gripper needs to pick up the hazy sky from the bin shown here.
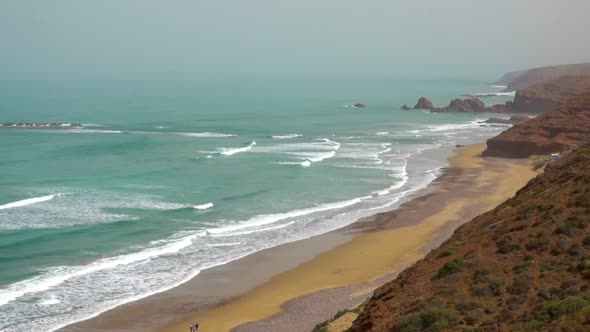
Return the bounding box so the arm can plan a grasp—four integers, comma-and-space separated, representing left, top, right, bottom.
1, 0, 589, 79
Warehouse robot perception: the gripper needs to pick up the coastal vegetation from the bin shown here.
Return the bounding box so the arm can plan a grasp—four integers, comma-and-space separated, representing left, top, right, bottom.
348, 141, 590, 331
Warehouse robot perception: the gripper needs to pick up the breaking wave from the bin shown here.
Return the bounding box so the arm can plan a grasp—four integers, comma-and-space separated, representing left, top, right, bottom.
0, 194, 63, 210
218, 141, 256, 156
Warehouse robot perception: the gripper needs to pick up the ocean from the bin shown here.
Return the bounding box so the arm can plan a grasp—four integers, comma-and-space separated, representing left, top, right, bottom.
0, 76, 512, 331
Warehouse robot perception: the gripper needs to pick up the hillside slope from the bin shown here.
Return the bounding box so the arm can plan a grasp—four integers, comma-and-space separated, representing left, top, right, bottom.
483, 91, 590, 158
349, 144, 590, 331
504, 63, 590, 91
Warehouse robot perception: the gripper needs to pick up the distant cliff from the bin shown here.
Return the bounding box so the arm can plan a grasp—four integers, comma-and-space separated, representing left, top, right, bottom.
498, 63, 590, 91
483, 91, 590, 158
492, 69, 526, 86
510, 76, 590, 114
349, 143, 590, 331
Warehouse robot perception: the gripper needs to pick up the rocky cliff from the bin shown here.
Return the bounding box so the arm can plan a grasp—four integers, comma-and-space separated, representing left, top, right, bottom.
510, 76, 590, 114
349, 143, 590, 331
501, 63, 590, 91
483, 92, 590, 158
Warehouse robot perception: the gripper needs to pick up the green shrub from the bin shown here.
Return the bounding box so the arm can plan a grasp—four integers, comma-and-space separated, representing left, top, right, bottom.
498, 243, 520, 254
394, 306, 457, 332
532, 155, 550, 170
513, 262, 530, 274
437, 247, 458, 259
528, 320, 546, 331
432, 258, 464, 280
311, 323, 328, 332
542, 296, 590, 321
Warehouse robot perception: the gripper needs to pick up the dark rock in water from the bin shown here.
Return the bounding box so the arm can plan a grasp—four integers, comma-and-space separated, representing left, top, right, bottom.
484, 103, 510, 113
508, 115, 531, 122
353, 103, 367, 108
483, 118, 512, 125
455, 144, 466, 148
413, 97, 434, 110
407, 96, 509, 113
444, 98, 486, 112
400, 105, 411, 111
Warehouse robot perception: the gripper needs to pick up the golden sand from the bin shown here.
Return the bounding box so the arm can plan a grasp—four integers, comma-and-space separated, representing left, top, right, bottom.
161, 144, 538, 332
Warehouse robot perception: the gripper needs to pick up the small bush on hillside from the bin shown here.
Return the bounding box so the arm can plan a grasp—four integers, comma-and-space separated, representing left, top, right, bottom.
498, 243, 521, 254
437, 247, 458, 259
540, 296, 590, 321
432, 258, 464, 280
532, 155, 550, 170
394, 306, 457, 332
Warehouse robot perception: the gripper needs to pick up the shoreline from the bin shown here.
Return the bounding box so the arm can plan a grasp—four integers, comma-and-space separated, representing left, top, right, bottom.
61, 144, 538, 332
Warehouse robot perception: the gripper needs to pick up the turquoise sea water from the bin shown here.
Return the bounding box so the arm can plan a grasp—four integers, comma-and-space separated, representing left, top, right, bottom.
0, 77, 512, 331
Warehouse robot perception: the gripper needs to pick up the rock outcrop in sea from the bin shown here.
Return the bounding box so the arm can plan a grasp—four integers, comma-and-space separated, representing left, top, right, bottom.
413, 97, 434, 110
403, 75, 590, 114
349, 142, 590, 331
483, 92, 590, 158
403, 96, 508, 113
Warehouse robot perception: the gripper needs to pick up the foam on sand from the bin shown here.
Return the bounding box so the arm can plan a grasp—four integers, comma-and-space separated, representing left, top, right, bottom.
218, 141, 256, 156
0, 194, 62, 210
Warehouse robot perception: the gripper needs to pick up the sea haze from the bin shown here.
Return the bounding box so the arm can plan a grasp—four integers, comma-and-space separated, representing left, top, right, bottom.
0, 76, 512, 331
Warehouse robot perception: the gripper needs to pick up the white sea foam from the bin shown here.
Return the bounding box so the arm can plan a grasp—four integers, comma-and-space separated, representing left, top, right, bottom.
0, 190, 197, 231
272, 134, 302, 139
39, 295, 60, 306
0, 194, 61, 210
206, 242, 241, 247
264, 138, 340, 166
206, 198, 362, 235
193, 203, 214, 210
0, 231, 199, 307
426, 120, 485, 132
470, 91, 516, 97
49, 129, 124, 134
208, 221, 297, 237
218, 141, 256, 156
376, 131, 389, 136
488, 84, 508, 89
176, 132, 237, 138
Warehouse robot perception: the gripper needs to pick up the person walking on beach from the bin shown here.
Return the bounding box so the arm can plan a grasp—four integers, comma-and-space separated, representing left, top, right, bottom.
194, 322, 199, 331
189, 323, 195, 332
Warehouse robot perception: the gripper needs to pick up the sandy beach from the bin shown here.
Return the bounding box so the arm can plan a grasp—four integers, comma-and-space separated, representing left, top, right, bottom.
61, 144, 538, 332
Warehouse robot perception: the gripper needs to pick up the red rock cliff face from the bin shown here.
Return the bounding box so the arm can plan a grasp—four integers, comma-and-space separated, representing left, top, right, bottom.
482, 92, 590, 158
510, 76, 590, 114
